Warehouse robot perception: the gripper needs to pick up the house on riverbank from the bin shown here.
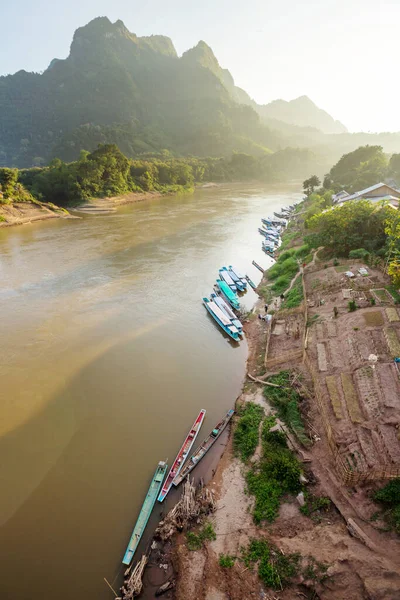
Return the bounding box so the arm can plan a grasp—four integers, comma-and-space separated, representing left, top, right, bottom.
334, 182, 400, 207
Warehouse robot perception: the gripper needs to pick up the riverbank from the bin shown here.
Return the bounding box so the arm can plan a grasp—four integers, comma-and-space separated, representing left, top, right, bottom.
145, 213, 400, 599
0, 201, 72, 228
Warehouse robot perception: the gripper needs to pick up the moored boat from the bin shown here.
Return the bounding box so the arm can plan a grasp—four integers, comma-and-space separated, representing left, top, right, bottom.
203, 297, 240, 340
245, 274, 257, 289
215, 279, 240, 310
158, 409, 206, 502
211, 292, 243, 334
221, 266, 245, 291
172, 409, 235, 486
122, 460, 168, 565
228, 265, 247, 289
219, 268, 239, 292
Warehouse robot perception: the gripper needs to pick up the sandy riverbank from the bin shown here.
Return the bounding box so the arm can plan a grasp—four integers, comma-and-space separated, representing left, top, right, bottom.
141, 238, 400, 599
0, 201, 72, 228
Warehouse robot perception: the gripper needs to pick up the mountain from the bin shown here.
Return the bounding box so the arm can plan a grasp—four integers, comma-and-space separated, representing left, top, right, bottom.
257, 96, 347, 134
0, 17, 281, 167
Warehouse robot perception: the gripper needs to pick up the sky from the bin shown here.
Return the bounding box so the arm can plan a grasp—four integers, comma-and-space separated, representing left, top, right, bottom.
1, 0, 399, 133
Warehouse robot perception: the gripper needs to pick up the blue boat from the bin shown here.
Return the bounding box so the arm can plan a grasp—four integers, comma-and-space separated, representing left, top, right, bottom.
262, 226, 280, 238
228, 266, 247, 289
218, 268, 239, 292
122, 461, 168, 566
203, 297, 240, 341
245, 274, 257, 289
215, 279, 240, 310
211, 292, 243, 334
220, 267, 245, 292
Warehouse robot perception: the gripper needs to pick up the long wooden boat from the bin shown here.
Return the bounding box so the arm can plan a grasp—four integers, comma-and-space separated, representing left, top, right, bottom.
228, 266, 247, 289
122, 461, 168, 566
215, 279, 240, 310
262, 225, 280, 238
158, 409, 206, 502
218, 268, 238, 292
221, 266, 245, 291
172, 409, 235, 487
210, 292, 243, 334
252, 260, 265, 273
263, 216, 286, 227
203, 297, 240, 341
245, 274, 257, 289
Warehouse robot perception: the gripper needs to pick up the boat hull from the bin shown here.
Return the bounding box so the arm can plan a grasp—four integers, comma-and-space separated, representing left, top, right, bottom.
172, 410, 235, 487
158, 409, 206, 502
122, 461, 168, 565
216, 279, 240, 310
203, 298, 240, 341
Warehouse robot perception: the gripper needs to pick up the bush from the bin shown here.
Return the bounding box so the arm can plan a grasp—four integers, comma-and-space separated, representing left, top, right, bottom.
348, 299, 357, 312
373, 479, 400, 534
186, 522, 216, 550
233, 403, 264, 461
349, 248, 370, 261
219, 554, 235, 568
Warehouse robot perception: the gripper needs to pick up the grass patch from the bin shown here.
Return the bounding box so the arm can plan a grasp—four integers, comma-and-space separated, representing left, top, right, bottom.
233, 402, 264, 462
219, 554, 235, 568
335, 264, 348, 273
300, 493, 331, 517
0, 214, 6, 222
386, 285, 400, 304
372, 288, 392, 303
280, 277, 303, 309
373, 479, 400, 534
363, 311, 384, 327
186, 522, 216, 550
246, 416, 303, 524
263, 371, 310, 446
241, 538, 328, 589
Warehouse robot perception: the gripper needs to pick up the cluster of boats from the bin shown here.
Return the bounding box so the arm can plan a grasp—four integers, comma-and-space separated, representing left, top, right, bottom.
203, 266, 255, 342
258, 214, 288, 258
122, 408, 234, 566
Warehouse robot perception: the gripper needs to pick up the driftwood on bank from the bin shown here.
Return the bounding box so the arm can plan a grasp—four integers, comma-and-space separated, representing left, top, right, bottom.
247, 372, 284, 388
118, 554, 148, 600
155, 477, 215, 542
155, 580, 175, 596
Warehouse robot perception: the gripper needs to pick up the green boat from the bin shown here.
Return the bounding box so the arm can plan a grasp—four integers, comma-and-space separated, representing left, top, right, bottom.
216, 279, 240, 310
122, 461, 168, 566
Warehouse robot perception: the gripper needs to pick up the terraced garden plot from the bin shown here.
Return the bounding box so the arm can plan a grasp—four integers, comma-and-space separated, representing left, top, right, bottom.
355, 330, 376, 361
345, 442, 368, 471
370, 329, 391, 359
326, 321, 337, 337
316, 322, 325, 341
364, 311, 384, 327
385, 307, 400, 322
372, 288, 393, 304
357, 428, 380, 467
377, 363, 400, 409
341, 373, 364, 423
354, 366, 381, 419
384, 327, 400, 357
347, 336, 361, 369
378, 424, 400, 462
317, 343, 328, 371
325, 375, 343, 419
327, 339, 345, 369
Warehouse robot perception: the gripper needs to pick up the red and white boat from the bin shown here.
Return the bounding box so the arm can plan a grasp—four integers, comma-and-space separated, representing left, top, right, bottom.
158, 409, 206, 502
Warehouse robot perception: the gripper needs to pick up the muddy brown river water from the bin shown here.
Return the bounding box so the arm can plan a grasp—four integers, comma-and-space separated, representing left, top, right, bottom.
0, 184, 301, 599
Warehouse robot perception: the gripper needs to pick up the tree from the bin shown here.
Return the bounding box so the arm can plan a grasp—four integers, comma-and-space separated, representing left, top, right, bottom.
328, 145, 388, 192
305, 199, 395, 256
388, 153, 400, 185
0, 168, 18, 199
303, 175, 321, 196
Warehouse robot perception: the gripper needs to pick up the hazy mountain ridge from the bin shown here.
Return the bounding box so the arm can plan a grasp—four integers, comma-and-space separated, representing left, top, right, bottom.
1, 16, 400, 171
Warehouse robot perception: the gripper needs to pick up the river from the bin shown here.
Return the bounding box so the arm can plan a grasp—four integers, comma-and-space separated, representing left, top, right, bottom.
0, 184, 301, 600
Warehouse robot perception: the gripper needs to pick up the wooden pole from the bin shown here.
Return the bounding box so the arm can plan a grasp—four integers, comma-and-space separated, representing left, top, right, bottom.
103, 577, 119, 597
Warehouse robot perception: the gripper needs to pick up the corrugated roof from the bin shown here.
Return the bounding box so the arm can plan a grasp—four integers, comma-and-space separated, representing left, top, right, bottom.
337, 182, 400, 203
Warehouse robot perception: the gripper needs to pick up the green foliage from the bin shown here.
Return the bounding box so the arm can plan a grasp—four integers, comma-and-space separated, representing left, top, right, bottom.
305, 199, 394, 256
328, 145, 388, 192
267, 255, 299, 297
300, 493, 331, 517
263, 371, 310, 446
348, 300, 357, 312
281, 277, 304, 309
303, 175, 321, 196
241, 539, 300, 589
373, 479, 400, 533
219, 554, 235, 568
186, 522, 217, 550
234, 403, 264, 462
246, 416, 302, 524
0, 214, 6, 222
349, 247, 370, 260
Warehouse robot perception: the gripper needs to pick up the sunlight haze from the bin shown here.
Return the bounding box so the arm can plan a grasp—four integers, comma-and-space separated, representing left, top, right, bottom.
1, 0, 399, 133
